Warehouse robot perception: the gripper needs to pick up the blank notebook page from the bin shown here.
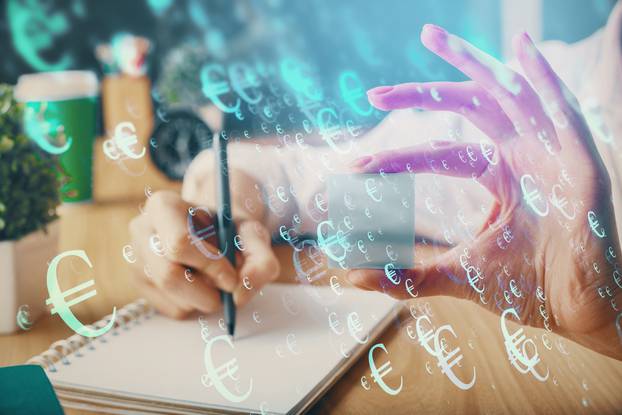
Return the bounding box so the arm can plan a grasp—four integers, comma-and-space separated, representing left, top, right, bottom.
45, 283, 397, 414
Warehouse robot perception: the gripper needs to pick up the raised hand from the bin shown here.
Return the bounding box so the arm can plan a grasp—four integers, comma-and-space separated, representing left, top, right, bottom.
347, 24, 622, 360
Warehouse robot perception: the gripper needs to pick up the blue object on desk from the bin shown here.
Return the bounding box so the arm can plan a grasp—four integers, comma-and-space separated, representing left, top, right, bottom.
0, 365, 64, 415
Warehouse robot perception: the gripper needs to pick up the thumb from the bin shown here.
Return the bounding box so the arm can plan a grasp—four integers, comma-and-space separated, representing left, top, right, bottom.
233, 220, 281, 306
346, 246, 474, 301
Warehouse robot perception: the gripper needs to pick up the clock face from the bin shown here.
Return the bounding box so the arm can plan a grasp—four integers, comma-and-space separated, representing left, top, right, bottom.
149, 108, 213, 180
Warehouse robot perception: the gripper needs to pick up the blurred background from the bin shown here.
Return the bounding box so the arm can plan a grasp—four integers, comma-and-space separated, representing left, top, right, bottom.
0, 0, 616, 185
0, 0, 614, 118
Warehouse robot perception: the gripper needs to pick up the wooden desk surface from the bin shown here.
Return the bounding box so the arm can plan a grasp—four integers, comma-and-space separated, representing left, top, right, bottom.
1, 202, 621, 415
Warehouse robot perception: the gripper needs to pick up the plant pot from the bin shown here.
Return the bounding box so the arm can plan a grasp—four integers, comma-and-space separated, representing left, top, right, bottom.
0, 220, 59, 334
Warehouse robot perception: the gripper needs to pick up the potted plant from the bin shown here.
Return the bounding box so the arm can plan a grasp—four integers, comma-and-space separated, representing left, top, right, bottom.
0, 83, 61, 334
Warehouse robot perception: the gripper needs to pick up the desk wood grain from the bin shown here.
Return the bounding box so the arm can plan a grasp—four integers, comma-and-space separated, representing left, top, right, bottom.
1, 202, 621, 415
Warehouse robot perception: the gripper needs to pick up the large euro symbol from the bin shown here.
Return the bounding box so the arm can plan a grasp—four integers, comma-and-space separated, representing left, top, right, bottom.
339, 71, 372, 116
203, 334, 253, 402
520, 174, 549, 217
201, 64, 240, 113
500, 308, 549, 381
368, 343, 403, 396
415, 314, 437, 356
228, 62, 262, 105
114, 121, 145, 159
433, 324, 476, 390
46, 250, 116, 338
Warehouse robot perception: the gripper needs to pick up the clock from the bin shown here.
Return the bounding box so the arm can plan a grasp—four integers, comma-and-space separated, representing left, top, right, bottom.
149, 108, 213, 180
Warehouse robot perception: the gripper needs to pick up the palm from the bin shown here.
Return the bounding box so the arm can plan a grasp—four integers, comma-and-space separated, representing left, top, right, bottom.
349, 25, 622, 359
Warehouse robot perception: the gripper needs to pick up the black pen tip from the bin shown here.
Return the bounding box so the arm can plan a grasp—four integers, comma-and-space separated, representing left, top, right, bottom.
227, 323, 235, 338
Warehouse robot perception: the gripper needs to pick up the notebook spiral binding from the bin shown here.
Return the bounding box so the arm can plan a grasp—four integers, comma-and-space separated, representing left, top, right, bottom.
26, 299, 153, 372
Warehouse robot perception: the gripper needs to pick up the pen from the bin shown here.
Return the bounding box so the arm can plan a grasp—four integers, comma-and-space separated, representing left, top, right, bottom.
214, 132, 236, 337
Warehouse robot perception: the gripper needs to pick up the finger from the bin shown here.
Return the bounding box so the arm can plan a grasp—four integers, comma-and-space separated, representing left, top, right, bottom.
420, 24, 560, 153
130, 272, 193, 319
350, 140, 495, 194
346, 247, 470, 300
139, 249, 223, 315
367, 81, 515, 140
233, 221, 281, 307
513, 32, 589, 141
145, 192, 237, 292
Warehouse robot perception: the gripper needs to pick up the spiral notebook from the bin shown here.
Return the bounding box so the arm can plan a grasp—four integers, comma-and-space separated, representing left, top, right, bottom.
27, 283, 398, 415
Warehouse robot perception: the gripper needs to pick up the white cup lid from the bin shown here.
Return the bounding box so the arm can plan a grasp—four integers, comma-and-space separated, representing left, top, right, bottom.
15, 70, 99, 102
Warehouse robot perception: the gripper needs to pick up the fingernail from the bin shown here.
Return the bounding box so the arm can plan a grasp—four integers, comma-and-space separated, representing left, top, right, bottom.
422, 23, 447, 35
522, 31, 534, 45
349, 155, 373, 169
367, 86, 395, 96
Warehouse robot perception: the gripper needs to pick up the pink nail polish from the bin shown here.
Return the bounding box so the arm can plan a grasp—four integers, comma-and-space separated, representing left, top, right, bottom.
423, 23, 447, 35
349, 155, 373, 169
367, 86, 395, 96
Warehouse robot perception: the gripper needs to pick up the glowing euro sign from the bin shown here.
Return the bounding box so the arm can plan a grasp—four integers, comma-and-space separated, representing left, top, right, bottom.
347, 311, 369, 344
587, 210, 606, 238
520, 174, 549, 217
316, 107, 353, 154
114, 121, 145, 159
384, 263, 400, 285
202, 334, 253, 402
365, 178, 382, 202
200, 63, 240, 113
549, 184, 576, 220
317, 220, 348, 263
368, 343, 403, 396
228, 62, 263, 105
46, 250, 116, 338
500, 308, 549, 381
433, 324, 476, 390
23, 105, 72, 155
279, 58, 323, 101
187, 207, 226, 260
339, 71, 372, 116
8, 0, 73, 71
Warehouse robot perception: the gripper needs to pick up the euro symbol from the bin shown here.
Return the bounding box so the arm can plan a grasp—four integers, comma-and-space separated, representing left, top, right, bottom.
587, 211, 606, 238
549, 184, 576, 220
114, 121, 145, 160
228, 62, 262, 105
122, 244, 136, 263
328, 312, 343, 335
316, 107, 352, 154
317, 220, 348, 262
330, 276, 343, 296
339, 71, 373, 116
347, 312, 369, 344
202, 335, 252, 402
200, 64, 240, 113
386, 244, 398, 261
361, 375, 371, 390
368, 343, 404, 396
45, 250, 116, 337
23, 104, 73, 155
187, 207, 226, 260
405, 278, 419, 298
415, 314, 437, 356
433, 324, 476, 390
365, 177, 383, 202
520, 174, 549, 217
500, 308, 549, 381
384, 263, 400, 285
16, 305, 33, 331
466, 266, 485, 294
